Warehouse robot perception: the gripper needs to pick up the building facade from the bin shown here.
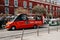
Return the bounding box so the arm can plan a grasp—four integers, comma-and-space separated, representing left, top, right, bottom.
0, 0, 60, 17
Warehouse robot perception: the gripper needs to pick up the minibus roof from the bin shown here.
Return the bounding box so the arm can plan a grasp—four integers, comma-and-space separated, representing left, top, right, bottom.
17, 13, 42, 16
16, 13, 27, 16
27, 14, 42, 16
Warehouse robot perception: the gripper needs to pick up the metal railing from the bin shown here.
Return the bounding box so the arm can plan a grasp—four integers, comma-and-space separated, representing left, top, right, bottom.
0, 25, 59, 40
21, 25, 59, 40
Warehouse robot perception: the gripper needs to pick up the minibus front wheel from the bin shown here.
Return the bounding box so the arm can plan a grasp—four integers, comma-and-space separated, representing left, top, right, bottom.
11, 26, 16, 30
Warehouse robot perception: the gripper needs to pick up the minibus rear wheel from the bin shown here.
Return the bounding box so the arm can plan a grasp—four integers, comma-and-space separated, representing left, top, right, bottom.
33, 25, 37, 29
11, 26, 16, 30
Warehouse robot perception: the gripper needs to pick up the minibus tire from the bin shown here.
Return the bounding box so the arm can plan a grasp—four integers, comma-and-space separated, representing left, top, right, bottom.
11, 26, 16, 30
33, 25, 37, 29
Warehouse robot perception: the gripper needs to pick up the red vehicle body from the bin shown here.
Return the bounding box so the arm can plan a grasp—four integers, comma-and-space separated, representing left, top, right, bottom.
5, 14, 43, 30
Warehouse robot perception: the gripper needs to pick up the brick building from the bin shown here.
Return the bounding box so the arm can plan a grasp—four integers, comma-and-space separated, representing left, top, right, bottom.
0, 0, 60, 17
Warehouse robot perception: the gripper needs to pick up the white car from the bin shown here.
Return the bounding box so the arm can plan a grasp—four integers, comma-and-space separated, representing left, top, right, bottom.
49, 18, 59, 26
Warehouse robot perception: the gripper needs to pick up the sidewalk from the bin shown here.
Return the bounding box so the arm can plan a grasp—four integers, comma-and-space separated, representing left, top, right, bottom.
12, 31, 60, 40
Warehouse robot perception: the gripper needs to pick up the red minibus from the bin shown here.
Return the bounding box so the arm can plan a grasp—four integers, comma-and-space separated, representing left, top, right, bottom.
5, 14, 43, 30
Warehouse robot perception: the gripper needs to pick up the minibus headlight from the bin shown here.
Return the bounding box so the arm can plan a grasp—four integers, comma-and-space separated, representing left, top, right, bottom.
6, 22, 13, 26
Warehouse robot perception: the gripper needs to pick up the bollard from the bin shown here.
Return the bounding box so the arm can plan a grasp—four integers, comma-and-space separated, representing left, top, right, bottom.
21, 29, 24, 40
48, 26, 50, 34
57, 26, 58, 32
37, 26, 39, 36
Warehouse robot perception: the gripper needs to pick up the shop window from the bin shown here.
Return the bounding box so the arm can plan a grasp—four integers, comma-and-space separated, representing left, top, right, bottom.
5, 7, 9, 14
5, 0, 9, 6
23, 1, 27, 8
14, 0, 18, 7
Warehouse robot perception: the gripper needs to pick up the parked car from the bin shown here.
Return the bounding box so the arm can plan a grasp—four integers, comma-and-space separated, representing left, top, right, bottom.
49, 19, 59, 26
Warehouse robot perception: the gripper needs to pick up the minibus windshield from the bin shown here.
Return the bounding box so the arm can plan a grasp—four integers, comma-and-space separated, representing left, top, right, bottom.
14, 14, 28, 21
9, 15, 18, 22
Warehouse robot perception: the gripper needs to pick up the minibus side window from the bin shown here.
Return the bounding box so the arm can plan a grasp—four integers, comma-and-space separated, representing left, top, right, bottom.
21, 15, 28, 20
38, 16, 42, 20
34, 16, 42, 20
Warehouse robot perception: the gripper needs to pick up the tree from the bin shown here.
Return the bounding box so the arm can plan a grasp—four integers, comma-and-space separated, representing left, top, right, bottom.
15, 7, 29, 15
32, 5, 46, 15
57, 9, 60, 17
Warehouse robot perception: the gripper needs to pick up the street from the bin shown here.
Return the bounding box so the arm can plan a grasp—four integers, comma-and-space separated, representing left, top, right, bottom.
0, 24, 60, 40
0, 0, 60, 40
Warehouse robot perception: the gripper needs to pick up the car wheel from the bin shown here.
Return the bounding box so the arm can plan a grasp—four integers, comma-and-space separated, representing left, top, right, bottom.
33, 25, 37, 29
11, 26, 16, 30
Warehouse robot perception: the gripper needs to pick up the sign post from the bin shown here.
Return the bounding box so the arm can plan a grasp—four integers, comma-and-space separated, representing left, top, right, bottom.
21, 29, 24, 40
37, 26, 39, 36
48, 26, 50, 34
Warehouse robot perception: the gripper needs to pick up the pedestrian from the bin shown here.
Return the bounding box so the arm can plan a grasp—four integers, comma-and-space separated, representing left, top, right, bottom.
0, 13, 4, 29
2, 14, 7, 28
6, 14, 11, 22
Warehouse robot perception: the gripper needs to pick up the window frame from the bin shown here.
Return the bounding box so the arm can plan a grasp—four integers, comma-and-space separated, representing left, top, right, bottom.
14, 0, 18, 7
5, 0, 9, 6
29, 2, 32, 9
5, 7, 9, 14
23, 1, 27, 8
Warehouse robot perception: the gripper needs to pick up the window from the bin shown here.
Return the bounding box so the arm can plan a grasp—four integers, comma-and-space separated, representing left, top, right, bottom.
46, 6, 48, 13
46, 0, 50, 3
52, 1, 54, 4
50, 6, 53, 13
34, 16, 42, 20
46, 6, 48, 10
23, 1, 27, 8
14, 0, 18, 7
29, 2, 32, 9
30, 10, 32, 13
50, 5, 51, 10
5, 0, 9, 6
37, 16, 42, 20
53, 7, 55, 11
5, 7, 9, 14
56, 7, 57, 11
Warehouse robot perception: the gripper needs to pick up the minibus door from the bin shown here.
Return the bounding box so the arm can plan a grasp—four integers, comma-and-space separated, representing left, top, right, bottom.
25, 20, 29, 24
35, 16, 43, 25
20, 14, 30, 28
25, 20, 31, 28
